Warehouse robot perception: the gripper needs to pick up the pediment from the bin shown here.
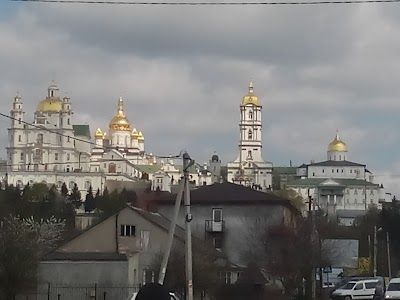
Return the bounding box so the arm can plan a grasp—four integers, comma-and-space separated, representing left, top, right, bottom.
320, 179, 342, 186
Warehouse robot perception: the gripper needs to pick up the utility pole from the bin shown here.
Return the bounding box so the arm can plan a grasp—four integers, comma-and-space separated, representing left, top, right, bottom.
387, 232, 392, 279
158, 179, 185, 285
373, 226, 377, 277
183, 152, 194, 300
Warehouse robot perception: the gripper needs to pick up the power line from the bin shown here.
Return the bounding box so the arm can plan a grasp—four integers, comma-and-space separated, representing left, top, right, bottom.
0, 112, 182, 160
9, 0, 400, 4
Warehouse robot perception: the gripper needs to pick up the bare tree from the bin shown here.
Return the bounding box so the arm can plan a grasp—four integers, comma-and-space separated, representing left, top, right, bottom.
241, 216, 333, 296
150, 239, 222, 299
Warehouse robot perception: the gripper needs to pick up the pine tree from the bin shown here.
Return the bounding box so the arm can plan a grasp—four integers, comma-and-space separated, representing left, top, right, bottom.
61, 182, 68, 198
84, 186, 95, 212
69, 183, 82, 209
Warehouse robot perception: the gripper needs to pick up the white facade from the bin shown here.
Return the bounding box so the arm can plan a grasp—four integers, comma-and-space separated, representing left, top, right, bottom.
227, 82, 273, 190
287, 132, 390, 222
4, 85, 105, 195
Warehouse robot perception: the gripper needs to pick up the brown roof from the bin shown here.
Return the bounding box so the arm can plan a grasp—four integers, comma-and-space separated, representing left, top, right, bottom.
43, 252, 127, 261
151, 182, 298, 211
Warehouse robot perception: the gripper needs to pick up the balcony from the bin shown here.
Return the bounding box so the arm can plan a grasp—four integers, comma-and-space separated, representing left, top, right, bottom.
205, 220, 225, 233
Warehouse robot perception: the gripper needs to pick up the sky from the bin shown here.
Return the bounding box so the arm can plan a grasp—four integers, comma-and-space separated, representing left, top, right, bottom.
0, 0, 399, 196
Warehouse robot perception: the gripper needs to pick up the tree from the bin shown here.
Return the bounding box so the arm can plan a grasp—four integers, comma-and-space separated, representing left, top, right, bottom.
84, 186, 95, 212
241, 216, 330, 297
272, 189, 305, 211
61, 182, 68, 198
150, 239, 221, 298
0, 215, 65, 299
69, 183, 82, 209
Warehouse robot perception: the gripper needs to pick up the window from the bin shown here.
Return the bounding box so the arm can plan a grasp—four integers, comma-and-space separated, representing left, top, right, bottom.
67, 136, 70, 142
312, 172, 315, 176
247, 150, 252, 159
213, 238, 222, 250
337, 169, 339, 173
55, 153, 59, 161
339, 155, 341, 160
85, 181, 92, 190
68, 181, 75, 190
370, 189, 374, 195
140, 230, 150, 251
220, 272, 232, 284
249, 111, 253, 119
120, 225, 136, 237
67, 118, 70, 125
350, 170, 353, 173
365, 282, 377, 289
213, 208, 222, 222
67, 153, 70, 161
341, 169, 344, 173
20, 152, 24, 161
35, 149, 41, 156
18, 135, 21, 142
37, 133, 43, 144
332, 169, 334, 173
354, 283, 364, 290
322, 169, 324, 173
143, 269, 154, 285
248, 130, 252, 140
18, 118, 21, 124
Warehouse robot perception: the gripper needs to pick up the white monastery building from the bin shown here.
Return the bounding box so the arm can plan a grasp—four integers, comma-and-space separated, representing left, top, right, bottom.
286, 132, 391, 225
1, 83, 221, 196
227, 82, 273, 191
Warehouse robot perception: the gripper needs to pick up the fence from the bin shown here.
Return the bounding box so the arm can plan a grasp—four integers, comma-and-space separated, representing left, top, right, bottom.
16, 284, 141, 300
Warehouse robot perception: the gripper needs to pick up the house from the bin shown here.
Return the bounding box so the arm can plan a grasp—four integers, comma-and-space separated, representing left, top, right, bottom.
148, 182, 300, 270
38, 205, 186, 298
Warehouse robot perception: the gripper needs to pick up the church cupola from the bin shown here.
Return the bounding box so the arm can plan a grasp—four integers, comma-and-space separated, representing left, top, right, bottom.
327, 131, 348, 161
109, 97, 131, 132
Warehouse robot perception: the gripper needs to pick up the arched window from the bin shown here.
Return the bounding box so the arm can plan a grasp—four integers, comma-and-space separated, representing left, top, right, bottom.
108, 163, 117, 173
69, 181, 75, 190
249, 111, 253, 119
37, 133, 43, 144
248, 130, 253, 140
85, 180, 92, 190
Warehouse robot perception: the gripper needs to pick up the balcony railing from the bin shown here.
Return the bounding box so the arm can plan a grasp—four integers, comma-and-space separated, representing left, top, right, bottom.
205, 220, 225, 232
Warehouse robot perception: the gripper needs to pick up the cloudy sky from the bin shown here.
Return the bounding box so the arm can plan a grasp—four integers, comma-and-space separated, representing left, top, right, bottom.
1, 0, 399, 195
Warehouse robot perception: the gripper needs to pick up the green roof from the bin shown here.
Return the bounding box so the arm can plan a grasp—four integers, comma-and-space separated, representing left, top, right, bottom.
73, 125, 91, 138
287, 178, 379, 187
134, 164, 162, 174
273, 167, 297, 175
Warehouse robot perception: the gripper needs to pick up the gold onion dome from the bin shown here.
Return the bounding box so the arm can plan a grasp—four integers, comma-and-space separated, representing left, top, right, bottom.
131, 128, 139, 138
109, 97, 131, 131
242, 81, 260, 106
95, 128, 103, 138
138, 131, 144, 141
328, 132, 347, 152
36, 84, 63, 112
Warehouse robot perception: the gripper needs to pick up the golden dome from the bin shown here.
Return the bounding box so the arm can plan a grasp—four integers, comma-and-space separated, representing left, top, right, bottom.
138, 131, 144, 141
328, 132, 347, 152
242, 81, 260, 106
36, 84, 63, 112
131, 128, 139, 138
109, 97, 131, 131
95, 128, 103, 138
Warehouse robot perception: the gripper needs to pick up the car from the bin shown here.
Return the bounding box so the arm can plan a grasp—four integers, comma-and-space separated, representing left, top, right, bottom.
330, 279, 379, 300
126, 291, 180, 300
385, 278, 400, 299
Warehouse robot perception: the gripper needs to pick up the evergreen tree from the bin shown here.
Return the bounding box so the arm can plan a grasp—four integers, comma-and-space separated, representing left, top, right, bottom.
69, 183, 82, 209
84, 186, 95, 213
61, 182, 68, 198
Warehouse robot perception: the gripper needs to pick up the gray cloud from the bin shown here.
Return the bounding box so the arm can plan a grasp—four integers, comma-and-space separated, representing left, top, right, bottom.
0, 3, 400, 196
